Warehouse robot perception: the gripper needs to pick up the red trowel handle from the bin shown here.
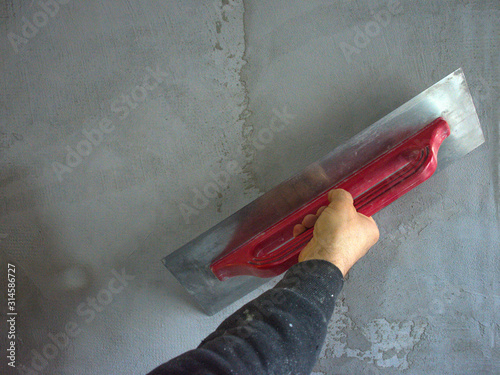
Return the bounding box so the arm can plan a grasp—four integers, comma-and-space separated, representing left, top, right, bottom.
211, 118, 450, 280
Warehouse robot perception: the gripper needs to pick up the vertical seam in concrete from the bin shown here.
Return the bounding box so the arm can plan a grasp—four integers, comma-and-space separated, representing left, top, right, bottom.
494, 73, 500, 225
238, 0, 262, 195
495, 103, 500, 225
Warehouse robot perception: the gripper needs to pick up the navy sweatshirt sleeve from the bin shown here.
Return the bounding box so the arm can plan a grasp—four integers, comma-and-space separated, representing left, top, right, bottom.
147, 260, 344, 375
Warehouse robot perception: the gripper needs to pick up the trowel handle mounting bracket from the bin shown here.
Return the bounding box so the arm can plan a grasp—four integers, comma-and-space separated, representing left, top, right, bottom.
211, 118, 450, 280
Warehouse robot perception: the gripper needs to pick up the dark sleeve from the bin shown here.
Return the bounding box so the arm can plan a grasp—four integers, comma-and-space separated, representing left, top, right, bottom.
147, 259, 344, 375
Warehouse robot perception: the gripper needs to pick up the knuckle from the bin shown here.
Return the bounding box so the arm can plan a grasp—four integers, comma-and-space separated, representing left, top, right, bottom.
328, 188, 353, 203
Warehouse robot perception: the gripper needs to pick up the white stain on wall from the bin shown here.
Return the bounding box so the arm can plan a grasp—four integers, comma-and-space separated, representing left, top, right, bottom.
320, 297, 427, 370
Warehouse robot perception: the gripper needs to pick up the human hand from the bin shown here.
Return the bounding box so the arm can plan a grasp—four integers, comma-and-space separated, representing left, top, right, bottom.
293, 189, 379, 277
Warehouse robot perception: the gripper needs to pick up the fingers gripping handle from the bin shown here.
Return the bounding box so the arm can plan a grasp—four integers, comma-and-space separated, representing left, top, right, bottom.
211, 118, 450, 280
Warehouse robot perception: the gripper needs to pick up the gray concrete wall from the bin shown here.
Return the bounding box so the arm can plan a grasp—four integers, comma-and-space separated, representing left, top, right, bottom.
0, 0, 498, 374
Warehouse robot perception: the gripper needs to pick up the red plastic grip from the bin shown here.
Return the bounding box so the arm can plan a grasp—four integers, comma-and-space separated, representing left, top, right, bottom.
211, 118, 450, 280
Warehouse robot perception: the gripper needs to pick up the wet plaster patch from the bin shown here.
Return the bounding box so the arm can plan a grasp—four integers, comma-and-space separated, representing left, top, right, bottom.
317, 297, 428, 371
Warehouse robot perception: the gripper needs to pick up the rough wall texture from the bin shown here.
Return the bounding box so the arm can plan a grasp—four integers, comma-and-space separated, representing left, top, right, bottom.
0, 0, 498, 374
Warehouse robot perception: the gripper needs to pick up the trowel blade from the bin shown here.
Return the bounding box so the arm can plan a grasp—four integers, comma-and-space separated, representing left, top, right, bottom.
163, 68, 484, 315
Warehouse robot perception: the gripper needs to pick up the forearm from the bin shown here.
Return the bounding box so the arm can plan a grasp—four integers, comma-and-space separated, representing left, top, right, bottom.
148, 260, 344, 375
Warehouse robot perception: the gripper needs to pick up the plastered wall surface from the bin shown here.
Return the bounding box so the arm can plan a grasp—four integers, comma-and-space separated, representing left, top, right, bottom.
0, 1, 498, 374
